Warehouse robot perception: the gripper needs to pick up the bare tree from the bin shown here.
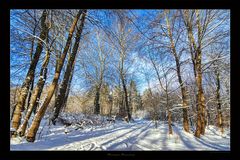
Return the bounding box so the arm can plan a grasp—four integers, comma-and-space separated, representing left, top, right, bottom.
17, 17, 55, 136
164, 10, 190, 132
148, 51, 175, 134
50, 10, 87, 124
11, 10, 49, 134
107, 11, 140, 121
26, 10, 83, 142
181, 9, 229, 137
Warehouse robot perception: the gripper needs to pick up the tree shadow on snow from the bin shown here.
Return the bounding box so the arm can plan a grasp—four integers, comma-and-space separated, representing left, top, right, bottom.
11, 123, 137, 150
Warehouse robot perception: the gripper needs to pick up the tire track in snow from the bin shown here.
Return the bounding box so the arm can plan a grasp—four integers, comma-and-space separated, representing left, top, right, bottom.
126, 121, 155, 150
50, 122, 143, 150
105, 121, 152, 150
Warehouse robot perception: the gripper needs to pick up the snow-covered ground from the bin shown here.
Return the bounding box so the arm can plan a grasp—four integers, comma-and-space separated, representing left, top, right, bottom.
10, 114, 230, 151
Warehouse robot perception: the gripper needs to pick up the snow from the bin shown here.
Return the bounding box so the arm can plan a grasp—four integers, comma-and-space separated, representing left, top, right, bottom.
10, 128, 16, 132
10, 114, 230, 151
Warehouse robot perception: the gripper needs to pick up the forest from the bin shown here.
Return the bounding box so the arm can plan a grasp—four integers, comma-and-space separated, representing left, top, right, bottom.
10, 9, 230, 150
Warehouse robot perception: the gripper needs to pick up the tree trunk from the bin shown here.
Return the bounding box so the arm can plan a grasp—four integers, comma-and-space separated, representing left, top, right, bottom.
165, 12, 190, 132
11, 10, 49, 133
167, 109, 173, 135
17, 48, 50, 137
26, 79, 34, 113
194, 48, 206, 137
25, 28, 37, 113
129, 86, 132, 114
50, 10, 86, 124
121, 76, 131, 121
183, 10, 206, 137
62, 63, 75, 112
108, 96, 113, 117
11, 86, 19, 121
94, 85, 101, 115
215, 69, 224, 134
174, 57, 190, 133
166, 93, 173, 135
53, 51, 59, 114
26, 10, 83, 142
195, 106, 202, 138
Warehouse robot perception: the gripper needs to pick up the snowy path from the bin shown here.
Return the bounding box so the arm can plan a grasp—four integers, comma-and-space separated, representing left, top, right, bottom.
10, 120, 230, 151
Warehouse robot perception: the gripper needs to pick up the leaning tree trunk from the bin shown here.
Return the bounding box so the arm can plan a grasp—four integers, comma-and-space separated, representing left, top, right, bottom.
17, 48, 51, 137
52, 51, 60, 114
215, 69, 224, 134
11, 10, 49, 133
25, 29, 37, 113
26, 10, 83, 142
25, 78, 34, 114
61, 62, 75, 112
50, 10, 86, 124
11, 86, 19, 121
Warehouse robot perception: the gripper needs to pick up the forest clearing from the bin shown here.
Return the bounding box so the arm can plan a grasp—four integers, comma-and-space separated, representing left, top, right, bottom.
10, 9, 230, 151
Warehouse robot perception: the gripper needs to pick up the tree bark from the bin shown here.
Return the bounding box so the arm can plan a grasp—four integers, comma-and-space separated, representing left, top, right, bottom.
165, 86, 173, 135
108, 95, 113, 117
165, 12, 190, 132
182, 10, 206, 137
167, 110, 173, 134
26, 10, 83, 142
62, 63, 75, 112
11, 10, 49, 133
11, 87, 19, 121
195, 48, 206, 137
94, 85, 101, 115
50, 10, 86, 124
195, 10, 206, 136
25, 27, 37, 113
121, 77, 131, 121
26, 79, 34, 113
17, 48, 50, 137
215, 69, 224, 134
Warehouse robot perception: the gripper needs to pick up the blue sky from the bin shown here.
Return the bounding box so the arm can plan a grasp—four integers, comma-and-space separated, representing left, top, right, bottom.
10, 9, 230, 96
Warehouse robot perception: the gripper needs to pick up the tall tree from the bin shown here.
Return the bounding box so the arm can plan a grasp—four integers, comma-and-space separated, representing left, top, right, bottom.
181, 9, 229, 137
181, 10, 206, 137
164, 10, 190, 132
11, 10, 49, 133
108, 11, 139, 121
17, 23, 56, 136
149, 52, 175, 134
26, 10, 83, 142
50, 10, 87, 124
